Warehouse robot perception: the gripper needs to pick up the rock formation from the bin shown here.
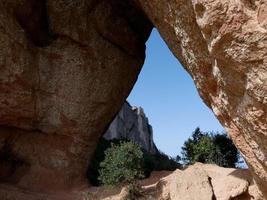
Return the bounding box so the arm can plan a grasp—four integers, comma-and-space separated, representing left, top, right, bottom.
3, 163, 258, 200
145, 163, 263, 200
0, 0, 266, 198
136, 0, 267, 194
0, 0, 152, 192
104, 101, 158, 154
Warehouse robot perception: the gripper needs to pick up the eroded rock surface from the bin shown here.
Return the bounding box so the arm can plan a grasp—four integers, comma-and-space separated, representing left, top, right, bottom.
136, 0, 267, 194
0, 0, 152, 192
142, 163, 263, 200
0, 0, 267, 198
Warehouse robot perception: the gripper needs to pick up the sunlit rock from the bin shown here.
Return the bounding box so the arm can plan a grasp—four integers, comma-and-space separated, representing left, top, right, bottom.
104, 102, 158, 154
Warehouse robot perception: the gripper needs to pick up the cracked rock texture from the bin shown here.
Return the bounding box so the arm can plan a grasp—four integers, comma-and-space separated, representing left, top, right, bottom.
136, 0, 267, 195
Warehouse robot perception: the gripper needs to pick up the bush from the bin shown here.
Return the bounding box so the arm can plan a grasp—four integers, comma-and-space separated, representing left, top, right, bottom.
98, 141, 144, 185
88, 138, 181, 186
87, 138, 123, 186
181, 127, 240, 168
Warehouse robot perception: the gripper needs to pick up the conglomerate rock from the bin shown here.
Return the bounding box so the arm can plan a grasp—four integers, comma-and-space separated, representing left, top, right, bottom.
0, 0, 152, 192
0, 0, 267, 198
136, 0, 267, 194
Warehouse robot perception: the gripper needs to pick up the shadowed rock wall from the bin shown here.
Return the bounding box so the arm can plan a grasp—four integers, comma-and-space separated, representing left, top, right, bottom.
0, 0, 152, 191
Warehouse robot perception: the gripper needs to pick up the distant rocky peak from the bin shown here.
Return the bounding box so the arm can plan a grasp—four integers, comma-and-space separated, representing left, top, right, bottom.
104, 101, 158, 154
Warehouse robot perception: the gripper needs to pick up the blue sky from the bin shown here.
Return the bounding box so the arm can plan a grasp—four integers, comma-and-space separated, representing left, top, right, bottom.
127, 29, 224, 157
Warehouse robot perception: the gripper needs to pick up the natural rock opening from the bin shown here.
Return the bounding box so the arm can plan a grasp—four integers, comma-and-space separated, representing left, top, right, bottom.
0, 0, 266, 198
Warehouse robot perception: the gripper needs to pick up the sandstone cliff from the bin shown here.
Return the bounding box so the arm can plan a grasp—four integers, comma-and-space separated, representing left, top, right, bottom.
104, 102, 158, 154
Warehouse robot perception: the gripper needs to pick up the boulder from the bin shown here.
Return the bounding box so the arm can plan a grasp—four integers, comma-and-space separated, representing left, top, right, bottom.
142, 163, 263, 200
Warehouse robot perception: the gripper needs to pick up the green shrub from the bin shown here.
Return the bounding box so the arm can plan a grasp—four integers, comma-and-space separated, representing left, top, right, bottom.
181, 127, 240, 168
98, 141, 144, 185
88, 138, 181, 186
87, 138, 113, 186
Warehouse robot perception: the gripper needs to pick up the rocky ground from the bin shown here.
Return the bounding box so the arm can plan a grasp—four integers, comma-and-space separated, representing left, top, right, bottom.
0, 163, 264, 200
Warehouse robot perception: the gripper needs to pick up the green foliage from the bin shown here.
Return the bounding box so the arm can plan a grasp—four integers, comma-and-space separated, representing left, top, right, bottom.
181, 127, 239, 168
98, 141, 144, 185
88, 138, 181, 186
142, 150, 181, 177
87, 138, 117, 186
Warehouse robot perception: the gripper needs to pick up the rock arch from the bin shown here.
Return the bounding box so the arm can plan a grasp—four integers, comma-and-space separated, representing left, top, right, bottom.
0, 0, 266, 197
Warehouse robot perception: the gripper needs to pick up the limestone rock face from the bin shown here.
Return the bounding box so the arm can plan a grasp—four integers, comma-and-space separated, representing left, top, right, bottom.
0, 0, 152, 191
136, 0, 267, 194
104, 102, 158, 154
